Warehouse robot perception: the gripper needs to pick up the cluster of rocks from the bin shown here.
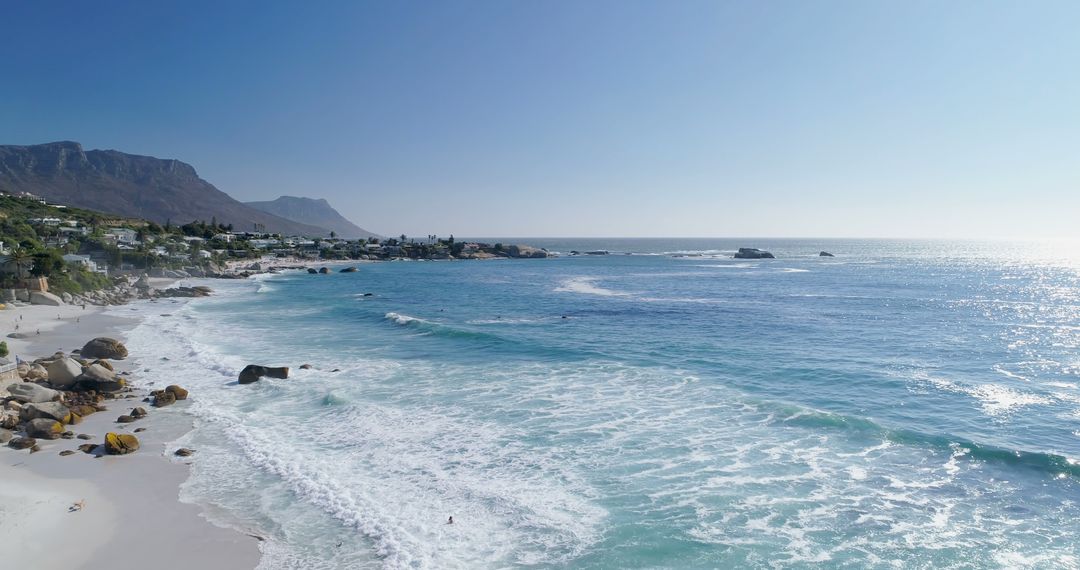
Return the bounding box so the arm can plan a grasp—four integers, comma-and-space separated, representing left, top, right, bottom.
1, 336, 190, 457
2, 275, 215, 309
156, 286, 213, 298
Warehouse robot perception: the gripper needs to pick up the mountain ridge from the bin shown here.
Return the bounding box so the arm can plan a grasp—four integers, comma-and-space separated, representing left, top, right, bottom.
245, 195, 377, 239
0, 141, 330, 236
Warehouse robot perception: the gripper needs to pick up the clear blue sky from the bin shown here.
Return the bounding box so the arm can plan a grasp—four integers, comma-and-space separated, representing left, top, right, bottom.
2, 1, 1078, 238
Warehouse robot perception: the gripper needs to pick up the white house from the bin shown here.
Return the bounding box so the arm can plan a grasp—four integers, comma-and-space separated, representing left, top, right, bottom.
104, 228, 139, 245
62, 254, 102, 273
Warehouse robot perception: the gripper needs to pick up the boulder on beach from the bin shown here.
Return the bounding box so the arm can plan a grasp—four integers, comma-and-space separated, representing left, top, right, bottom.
733, 248, 775, 259
29, 291, 64, 306
0, 429, 12, 443
165, 385, 188, 400
20, 402, 72, 424
47, 357, 84, 389
238, 364, 290, 384
9, 436, 36, 450
75, 363, 125, 393
25, 364, 49, 381
80, 337, 128, 360
130, 407, 148, 418
25, 418, 64, 439
7, 383, 60, 404
116, 415, 135, 423
152, 391, 176, 407
174, 448, 195, 457
104, 432, 140, 455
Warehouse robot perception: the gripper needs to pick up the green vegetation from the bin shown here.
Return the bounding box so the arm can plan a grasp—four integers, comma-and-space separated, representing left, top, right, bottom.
0, 341, 7, 358
46, 269, 113, 295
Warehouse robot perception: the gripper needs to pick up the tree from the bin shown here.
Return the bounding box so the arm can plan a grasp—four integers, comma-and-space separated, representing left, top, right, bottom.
30, 250, 65, 277
4, 248, 33, 279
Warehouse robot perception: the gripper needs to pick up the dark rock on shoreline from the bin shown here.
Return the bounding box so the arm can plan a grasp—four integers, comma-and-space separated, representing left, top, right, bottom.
20, 402, 72, 424
174, 448, 195, 457
26, 418, 64, 439
307, 268, 318, 274
319, 267, 331, 274
152, 391, 176, 407
819, 251, 835, 257
81, 337, 129, 360
75, 363, 126, 393
238, 364, 290, 384
9, 436, 37, 450
104, 432, 140, 455
340, 267, 358, 273
165, 385, 188, 400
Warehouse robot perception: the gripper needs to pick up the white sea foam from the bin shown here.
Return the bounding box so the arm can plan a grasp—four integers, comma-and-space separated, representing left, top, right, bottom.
553, 277, 632, 297
384, 312, 426, 325
117, 270, 1080, 569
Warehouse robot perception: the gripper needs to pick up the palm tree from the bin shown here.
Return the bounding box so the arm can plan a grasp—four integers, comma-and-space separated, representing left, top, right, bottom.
4, 248, 33, 280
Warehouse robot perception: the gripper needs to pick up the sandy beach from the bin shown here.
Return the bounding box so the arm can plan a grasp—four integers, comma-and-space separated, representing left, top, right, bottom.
0, 289, 261, 569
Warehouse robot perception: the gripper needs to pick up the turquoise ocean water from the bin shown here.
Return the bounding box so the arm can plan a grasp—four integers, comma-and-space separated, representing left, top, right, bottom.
123, 239, 1080, 569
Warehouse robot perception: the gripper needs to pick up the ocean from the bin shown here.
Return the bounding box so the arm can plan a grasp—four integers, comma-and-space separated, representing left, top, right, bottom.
121, 239, 1080, 569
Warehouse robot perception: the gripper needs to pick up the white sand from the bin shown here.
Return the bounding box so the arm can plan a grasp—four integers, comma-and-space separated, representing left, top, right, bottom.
0, 296, 261, 569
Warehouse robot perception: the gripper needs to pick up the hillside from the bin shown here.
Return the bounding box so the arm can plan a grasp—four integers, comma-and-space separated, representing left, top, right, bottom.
0, 141, 329, 236
245, 196, 377, 239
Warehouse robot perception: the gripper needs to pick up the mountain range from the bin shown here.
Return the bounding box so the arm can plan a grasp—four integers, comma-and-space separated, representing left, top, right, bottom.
0, 141, 373, 237
246, 196, 377, 239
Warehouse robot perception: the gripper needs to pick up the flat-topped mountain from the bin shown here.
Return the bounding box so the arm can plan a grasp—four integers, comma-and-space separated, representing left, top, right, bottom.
245, 196, 377, 239
0, 141, 329, 236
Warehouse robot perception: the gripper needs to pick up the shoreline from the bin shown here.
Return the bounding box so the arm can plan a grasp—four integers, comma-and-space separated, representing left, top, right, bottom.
0, 284, 261, 569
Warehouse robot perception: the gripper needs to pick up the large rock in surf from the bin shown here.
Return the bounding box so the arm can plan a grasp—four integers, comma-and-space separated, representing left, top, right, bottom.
47, 357, 84, 389
507, 245, 549, 259
25, 418, 64, 439
339, 267, 358, 273
819, 251, 835, 257
237, 365, 290, 384
20, 402, 72, 424
80, 337, 128, 360
7, 383, 60, 403
29, 291, 64, 306
307, 268, 318, 274
733, 248, 775, 259
165, 385, 188, 400
104, 432, 140, 455
152, 391, 176, 407
318, 267, 330, 274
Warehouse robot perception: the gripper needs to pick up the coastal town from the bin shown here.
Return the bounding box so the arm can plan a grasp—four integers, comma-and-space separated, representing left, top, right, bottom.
0, 190, 550, 304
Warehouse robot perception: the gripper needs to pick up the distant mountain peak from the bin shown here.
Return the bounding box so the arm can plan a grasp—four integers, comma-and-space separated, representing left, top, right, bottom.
0, 141, 330, 236
245, 196, 377, 239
